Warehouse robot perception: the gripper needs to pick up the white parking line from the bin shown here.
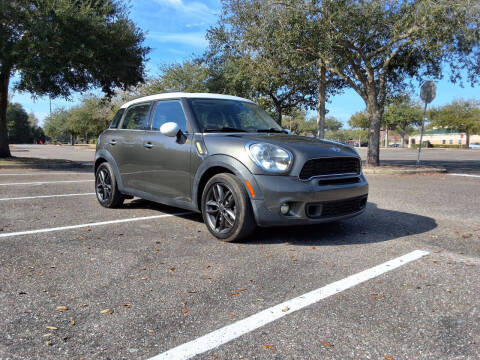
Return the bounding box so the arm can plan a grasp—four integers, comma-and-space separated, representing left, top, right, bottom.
448, 173, 480, 178
0, 193, 95, 201
151, 250, 430, 360
0, 172, 89, 176
0, 180, 94, 186
0, 212, 192, 239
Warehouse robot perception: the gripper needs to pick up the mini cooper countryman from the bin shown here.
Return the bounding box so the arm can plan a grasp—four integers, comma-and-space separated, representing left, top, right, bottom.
95, 93, 368, 241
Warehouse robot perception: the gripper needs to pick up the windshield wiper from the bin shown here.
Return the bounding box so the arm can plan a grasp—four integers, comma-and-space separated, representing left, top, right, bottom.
255, 128, 287, 133
204, 127, 248, 133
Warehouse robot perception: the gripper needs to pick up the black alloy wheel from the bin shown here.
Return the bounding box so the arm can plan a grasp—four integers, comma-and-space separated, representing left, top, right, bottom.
95, 162, 124, 208
205, 182, 237, 234
201, 173, 256, 242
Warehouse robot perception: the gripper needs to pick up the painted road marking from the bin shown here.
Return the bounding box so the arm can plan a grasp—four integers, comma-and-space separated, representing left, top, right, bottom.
0, 193, 95, 201
448, 173, 480, 178
0, 172, 90, 176
0, 180, 94, 186
0, 212, 192, 239
151, 250, 430, 360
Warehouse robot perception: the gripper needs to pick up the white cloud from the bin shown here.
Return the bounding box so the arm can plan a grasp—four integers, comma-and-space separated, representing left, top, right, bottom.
185, 22, 207, 28
149, 32, 208, 47
153, 0, 216, 21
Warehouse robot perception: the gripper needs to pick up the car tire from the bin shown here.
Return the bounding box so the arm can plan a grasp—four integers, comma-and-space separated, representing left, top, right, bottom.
201, 173, 256, 242
95, 162, 124, 208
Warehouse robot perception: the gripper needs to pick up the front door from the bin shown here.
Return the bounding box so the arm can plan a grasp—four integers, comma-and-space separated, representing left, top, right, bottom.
140, 100, 193, 203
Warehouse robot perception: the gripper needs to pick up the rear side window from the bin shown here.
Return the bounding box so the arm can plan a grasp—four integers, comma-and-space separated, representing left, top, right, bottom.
152, 100, 187, 131
121, 103, 151, 130
109, 108, 125, 129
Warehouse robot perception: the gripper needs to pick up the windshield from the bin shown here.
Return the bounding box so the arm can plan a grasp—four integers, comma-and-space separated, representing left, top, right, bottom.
187, 98, 284, 133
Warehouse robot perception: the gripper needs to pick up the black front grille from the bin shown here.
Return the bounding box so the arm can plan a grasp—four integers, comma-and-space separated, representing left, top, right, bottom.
306, 196, 367, 218
299, 157, 360, 180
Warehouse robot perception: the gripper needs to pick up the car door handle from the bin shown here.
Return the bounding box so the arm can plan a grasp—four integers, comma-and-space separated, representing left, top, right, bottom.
109, 139, 117, 145
143, 142, 153, 149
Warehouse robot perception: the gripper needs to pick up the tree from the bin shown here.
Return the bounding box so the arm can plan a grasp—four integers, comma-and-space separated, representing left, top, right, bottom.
208, 1, 344, 134
140, 61, 211, 96
0, 0, 149, 157
384, 95, 422, 147
430, 99, 480, 148
27, 112, 38, 128
7, 103, 33, 143
43, 109, 69, 141
275, 0, 480, 165
205, 5, 318, 126
324, 117, 343, 132
348, 111, 370, 130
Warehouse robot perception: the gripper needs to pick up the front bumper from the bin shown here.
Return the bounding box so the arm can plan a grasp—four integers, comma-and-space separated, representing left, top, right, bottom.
250, 174, 369, 227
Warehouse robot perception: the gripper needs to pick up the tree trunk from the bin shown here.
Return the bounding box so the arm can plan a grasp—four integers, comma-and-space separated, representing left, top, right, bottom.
366, 91, 382, 166
466, 131, 470, 148
276, 105, 282, 127
0, 71, 12, 158
316, 61, 326, 139
71, 134, 75, 146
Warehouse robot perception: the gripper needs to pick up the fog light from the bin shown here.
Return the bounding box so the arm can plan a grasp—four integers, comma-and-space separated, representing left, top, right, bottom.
280, 203, 290, 215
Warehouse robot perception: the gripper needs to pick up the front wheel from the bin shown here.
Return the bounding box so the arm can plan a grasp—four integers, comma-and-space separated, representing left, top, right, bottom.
201, 173, 256, 242
95, 162, 124, 208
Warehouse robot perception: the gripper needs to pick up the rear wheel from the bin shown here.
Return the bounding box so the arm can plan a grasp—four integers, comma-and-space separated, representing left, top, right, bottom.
201, 173, 256, 242
95, 162, 124, 208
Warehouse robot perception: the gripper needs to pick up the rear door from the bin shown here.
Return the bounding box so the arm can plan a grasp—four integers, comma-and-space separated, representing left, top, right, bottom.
140, 99, 193, 202
112, 102, 152, 191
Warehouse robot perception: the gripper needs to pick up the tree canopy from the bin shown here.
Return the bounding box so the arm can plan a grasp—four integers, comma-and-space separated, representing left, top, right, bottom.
6, 103, 45, 144
0, 0, 149, 157
231, 0, 480, 165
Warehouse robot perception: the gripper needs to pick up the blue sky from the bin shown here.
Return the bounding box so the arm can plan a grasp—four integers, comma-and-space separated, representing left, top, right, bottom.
10, 0, 480, 126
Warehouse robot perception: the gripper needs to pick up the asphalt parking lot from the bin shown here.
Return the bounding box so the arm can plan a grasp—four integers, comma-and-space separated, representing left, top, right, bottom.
1, 149, 479, 359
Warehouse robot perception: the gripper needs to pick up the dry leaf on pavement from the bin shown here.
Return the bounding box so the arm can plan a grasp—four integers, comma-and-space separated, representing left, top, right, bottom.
320, 340, 334, 347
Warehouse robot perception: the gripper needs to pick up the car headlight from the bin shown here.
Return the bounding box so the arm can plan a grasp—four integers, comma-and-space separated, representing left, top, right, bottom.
247, 143, 292, 173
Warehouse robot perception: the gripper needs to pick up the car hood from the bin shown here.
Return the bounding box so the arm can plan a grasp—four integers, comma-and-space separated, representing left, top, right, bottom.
202, 133, 360, 175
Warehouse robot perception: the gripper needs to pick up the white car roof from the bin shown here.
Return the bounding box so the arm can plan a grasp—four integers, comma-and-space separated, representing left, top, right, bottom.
120, 92, 255, 109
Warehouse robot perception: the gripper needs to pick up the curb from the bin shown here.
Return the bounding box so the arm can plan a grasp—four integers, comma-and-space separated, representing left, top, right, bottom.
362, 166, 447, 175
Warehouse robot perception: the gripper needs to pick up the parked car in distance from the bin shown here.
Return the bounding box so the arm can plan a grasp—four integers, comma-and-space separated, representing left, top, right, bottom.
469, 142, 480, 149
95, 93, 368, 242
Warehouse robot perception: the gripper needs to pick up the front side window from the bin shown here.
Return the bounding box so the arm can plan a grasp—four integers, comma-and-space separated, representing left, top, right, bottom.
109, 108, 125, 129
187, 99, 284, 133
121, 103, 151, 130
152, 100, 187, 132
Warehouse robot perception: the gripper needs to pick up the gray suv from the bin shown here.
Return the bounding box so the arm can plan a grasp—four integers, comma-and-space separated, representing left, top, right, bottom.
95, 93, 368, 242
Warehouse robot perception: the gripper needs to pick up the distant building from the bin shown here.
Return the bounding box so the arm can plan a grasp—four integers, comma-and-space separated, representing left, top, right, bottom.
408, 128, 480, 148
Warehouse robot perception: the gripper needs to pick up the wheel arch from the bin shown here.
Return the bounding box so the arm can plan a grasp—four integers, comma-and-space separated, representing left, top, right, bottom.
193, 155, 263, 212
94, 149, 125, 191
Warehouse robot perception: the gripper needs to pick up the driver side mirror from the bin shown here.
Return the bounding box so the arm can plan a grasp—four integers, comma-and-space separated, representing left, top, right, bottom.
283, 128, 292, 135
160, 122, 180, 137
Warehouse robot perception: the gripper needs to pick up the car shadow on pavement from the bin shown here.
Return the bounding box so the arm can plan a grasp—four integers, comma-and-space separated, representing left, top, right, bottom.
122, 198, 203, 221
247, 202, 437, 246
122, 199, 437, 247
